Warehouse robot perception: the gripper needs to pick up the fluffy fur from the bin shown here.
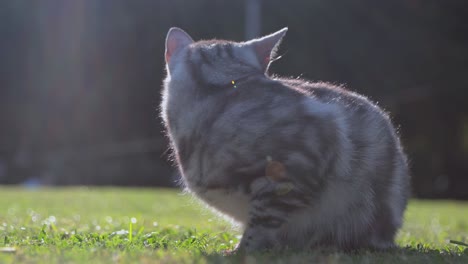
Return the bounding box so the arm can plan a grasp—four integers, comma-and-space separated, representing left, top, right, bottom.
160, 27, 410, 252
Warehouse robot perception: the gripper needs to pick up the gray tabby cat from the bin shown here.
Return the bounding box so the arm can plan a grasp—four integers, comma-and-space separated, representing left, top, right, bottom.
161, 27, 410, 253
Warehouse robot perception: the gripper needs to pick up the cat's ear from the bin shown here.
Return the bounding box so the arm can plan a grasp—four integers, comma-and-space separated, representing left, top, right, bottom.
246, 27, 288, 72
165, 27, 194, 64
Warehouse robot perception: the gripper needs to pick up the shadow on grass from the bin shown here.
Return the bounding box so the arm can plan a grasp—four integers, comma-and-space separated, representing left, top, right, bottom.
202, 246, 468, 264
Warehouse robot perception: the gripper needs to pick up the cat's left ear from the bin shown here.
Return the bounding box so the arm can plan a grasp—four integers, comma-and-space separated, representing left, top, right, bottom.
165, 27, 194, 64
246, 27, 288, 72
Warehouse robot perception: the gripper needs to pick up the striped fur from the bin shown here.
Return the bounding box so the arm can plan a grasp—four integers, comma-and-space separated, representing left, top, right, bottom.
161, 27, 410, 252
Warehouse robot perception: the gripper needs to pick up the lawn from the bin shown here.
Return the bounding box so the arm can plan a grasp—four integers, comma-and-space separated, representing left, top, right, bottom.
0, 187, 467, 263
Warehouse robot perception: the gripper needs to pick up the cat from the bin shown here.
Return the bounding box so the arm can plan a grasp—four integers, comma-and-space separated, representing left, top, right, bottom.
160, 27, 410, 253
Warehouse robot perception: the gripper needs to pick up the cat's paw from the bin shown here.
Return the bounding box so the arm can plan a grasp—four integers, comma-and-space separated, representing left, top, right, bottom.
237, 228, 280, 253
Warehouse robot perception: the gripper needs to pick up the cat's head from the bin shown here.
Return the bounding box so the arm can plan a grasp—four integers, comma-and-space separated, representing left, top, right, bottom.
164, 27, 288, 89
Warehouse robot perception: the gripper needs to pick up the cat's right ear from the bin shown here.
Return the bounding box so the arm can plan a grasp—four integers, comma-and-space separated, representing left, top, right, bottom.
165, 27, 194, 64
245, 27, 288, 72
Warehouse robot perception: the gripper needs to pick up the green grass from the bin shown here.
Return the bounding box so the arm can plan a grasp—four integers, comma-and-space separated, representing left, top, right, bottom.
0, 187, 467, 263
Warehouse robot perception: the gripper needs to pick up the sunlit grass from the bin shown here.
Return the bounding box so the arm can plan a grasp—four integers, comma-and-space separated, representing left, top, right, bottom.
0, 187, 467, 263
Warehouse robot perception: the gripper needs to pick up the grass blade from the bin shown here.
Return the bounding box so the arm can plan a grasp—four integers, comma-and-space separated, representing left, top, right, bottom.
450, 240, 468, 247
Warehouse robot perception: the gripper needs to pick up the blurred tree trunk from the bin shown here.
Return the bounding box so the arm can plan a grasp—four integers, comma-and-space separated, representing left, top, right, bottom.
245, 0, 261, 39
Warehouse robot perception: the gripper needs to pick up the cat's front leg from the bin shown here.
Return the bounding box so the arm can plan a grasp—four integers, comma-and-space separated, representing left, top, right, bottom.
237, 177, 304, 253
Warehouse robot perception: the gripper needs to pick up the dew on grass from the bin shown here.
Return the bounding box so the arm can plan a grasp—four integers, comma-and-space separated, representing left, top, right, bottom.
105, 216, 113, 223
144, 232, 157, 238
131, 217, 137, 224
111, 229, 129, 236
42, 215, 56, 225
95, 225, 101, 231
153, 221, 158, 227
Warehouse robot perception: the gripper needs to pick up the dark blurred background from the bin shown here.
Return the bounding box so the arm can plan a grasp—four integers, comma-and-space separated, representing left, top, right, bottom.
0, 0, 467, 199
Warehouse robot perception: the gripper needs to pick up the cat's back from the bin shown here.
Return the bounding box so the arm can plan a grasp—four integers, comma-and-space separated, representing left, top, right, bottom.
279, 78, 398, 141
280, 79, 383, 117
277, 78, 408, 189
